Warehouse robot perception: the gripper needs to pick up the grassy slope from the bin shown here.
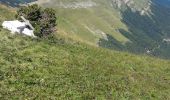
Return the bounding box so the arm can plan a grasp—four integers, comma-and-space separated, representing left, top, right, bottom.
41, 0, 129, 46
0, 4, 15, 24
0, 6, 170, 100
39, 0, 151, 46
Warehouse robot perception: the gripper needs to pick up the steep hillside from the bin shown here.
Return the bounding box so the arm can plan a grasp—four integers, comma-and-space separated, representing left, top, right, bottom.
112, 0, 170, 58
39, 0, 129, 45
36, 0, 170, 59
1, 29, 170, 100
0, 6, 170, 99
0, 4, 15, 24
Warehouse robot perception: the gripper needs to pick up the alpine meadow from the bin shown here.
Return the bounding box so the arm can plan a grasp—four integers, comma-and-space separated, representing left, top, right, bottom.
0, 0, 170, 99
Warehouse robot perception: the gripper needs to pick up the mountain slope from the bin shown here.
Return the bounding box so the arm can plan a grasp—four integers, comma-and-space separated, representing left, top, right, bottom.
116, 0, 170, 58
0, 6, 170, 99
0, 4, 15, 23
39, 0, 130, 45
1, 31, 170, 100
37, 0, 170, 59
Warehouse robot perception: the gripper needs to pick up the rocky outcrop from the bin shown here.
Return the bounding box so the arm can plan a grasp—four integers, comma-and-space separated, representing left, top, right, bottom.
112, 0, 151, 15
60, 1, 96, 9
112, 0, 134, 8
51, 1, 97, 9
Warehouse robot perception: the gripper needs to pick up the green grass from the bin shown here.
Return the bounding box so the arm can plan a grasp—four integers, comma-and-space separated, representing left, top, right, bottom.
0, 5, 15, 24
0, 3, 170, 99
41, 0, 129, 45
40, 0, 151, 46
0, 28, 170, 99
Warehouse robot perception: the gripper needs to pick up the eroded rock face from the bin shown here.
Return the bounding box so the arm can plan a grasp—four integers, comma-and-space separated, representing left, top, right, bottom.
56, 1, 97, 9
112, 0, 134, 8
111, 0, 151, 15
45, 0, 97, 9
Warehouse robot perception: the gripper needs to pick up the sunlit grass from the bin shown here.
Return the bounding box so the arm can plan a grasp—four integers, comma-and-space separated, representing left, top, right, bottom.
0, 3, 170, 99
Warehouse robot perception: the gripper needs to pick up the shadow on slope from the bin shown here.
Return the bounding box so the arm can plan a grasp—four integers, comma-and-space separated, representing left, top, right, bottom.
99, 1, 170, 59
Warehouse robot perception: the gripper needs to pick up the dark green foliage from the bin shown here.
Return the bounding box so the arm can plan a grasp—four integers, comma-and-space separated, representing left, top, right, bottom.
0, 25, 2, 31
16, 4, 41, 22
34, 24, 41, 36
38, 8, 57, 37
16, 4, 57, 37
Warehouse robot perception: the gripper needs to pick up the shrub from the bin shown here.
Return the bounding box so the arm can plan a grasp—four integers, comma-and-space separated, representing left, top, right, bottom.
16, 4, 57, 37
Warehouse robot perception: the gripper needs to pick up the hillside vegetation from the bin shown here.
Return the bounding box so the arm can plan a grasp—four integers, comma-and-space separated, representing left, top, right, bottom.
38, 0, 170, 59
41, 0, 129, 45
0, 6, 170, 99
